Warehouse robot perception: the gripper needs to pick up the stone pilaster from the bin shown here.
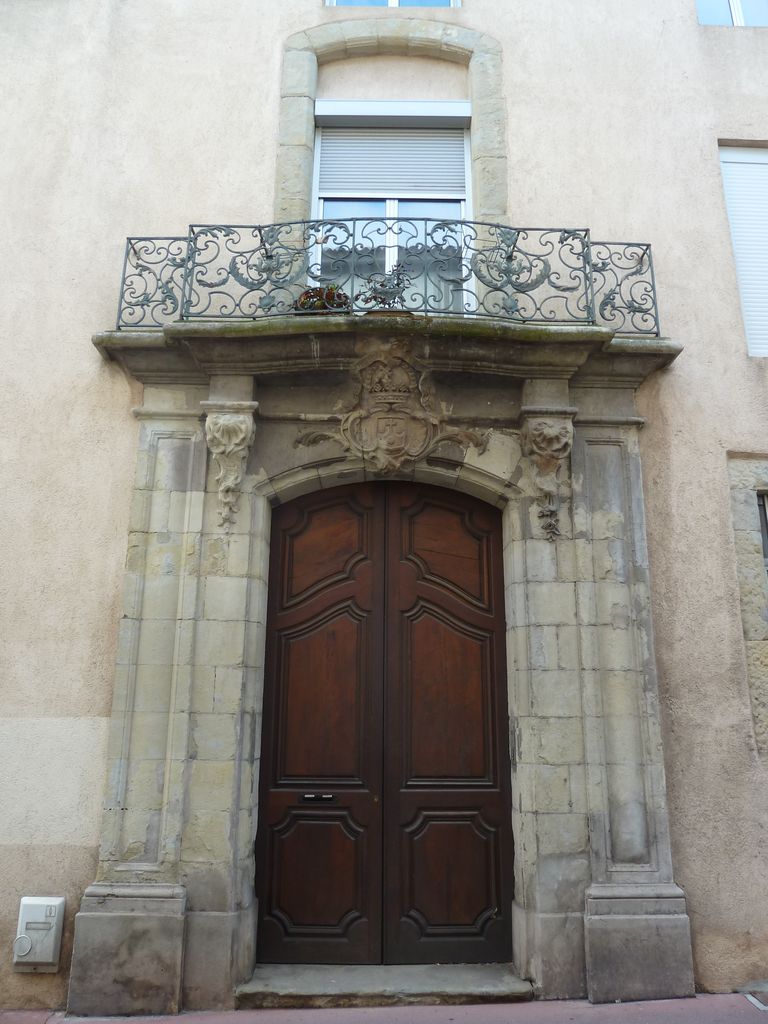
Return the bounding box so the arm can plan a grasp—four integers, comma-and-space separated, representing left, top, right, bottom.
69, 385, 208, 1015
179, 377, 263, 1008
570, 394, 694, 1002
505, 382, 586, 996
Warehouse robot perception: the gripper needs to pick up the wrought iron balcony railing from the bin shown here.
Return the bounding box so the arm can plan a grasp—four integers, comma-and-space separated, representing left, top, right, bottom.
116, 219, 660, 336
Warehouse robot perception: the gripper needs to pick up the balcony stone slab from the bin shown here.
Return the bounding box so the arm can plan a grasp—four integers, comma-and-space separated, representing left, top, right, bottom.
94, 314, 680, 393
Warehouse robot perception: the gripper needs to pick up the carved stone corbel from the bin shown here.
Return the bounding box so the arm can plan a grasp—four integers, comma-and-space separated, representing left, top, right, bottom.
201, 401, 258, 531
520, 409, 575, 541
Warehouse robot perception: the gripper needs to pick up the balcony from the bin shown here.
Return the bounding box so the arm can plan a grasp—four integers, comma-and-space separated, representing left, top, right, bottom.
115, 219, 660, 336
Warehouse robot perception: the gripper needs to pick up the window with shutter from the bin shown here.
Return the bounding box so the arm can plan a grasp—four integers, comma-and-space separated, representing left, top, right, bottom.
313, 124, 470, 309
720, 147, 768, 356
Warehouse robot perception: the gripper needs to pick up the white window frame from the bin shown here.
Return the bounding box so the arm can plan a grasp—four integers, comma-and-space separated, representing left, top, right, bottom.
705, 0, 766, 24
325, 0, 460, 8
719, 145, 768, 356
311, 102, 473, 221
310, 104, 473, 306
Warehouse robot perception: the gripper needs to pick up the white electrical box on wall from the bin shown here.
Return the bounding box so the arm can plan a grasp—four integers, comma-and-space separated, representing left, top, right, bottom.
13, 896, 65, 973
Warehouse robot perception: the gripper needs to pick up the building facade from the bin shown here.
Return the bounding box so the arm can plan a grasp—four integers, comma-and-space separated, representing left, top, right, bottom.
1, 0, 767, 1012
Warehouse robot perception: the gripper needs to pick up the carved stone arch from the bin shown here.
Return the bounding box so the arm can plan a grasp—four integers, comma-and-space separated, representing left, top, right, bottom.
276, 19, 508, 222
252, 453, 518, 511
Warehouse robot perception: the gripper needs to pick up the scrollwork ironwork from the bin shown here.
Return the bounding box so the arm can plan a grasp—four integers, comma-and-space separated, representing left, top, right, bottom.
117, 237, 188, 328
115, 221, 661, 336
590, 241, 660, 336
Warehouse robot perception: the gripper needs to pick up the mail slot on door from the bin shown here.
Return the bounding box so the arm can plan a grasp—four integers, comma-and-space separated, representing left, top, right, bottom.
13, 896, 65, 973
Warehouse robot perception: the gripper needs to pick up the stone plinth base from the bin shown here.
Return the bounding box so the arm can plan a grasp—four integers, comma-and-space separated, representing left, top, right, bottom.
67, 883, 186, 1016
585, 885, 695, 1003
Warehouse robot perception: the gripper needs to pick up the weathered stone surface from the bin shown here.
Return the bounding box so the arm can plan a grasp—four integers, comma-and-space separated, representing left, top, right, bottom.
585, 894, 695, 1003
67, 886, 186, 1015
236, 963, 532, 1009
182, 911, 240, 1009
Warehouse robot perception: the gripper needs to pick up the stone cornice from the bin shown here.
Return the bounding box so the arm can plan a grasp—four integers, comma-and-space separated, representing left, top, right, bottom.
94, 315, 680, 390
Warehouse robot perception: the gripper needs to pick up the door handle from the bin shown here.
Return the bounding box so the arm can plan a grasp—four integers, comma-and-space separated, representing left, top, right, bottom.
300, 793, 336, 802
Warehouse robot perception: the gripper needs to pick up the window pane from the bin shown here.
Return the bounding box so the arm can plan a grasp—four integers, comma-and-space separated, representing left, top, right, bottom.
396, 202, 465, 314
317, 200, 387, 298
322, 199, 387, 221
741, 0, 768, 24
332, 0, 388, 5
398, 0, 453, 6
398, 200, 462, 220
697, 0, 734, 23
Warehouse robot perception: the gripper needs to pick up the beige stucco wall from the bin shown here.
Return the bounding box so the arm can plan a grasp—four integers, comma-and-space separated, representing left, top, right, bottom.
1, 0, 767, 1005
318, 55, 467, 98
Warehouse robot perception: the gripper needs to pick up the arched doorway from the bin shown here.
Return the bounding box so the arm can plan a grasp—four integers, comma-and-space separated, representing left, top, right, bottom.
255, 482, 514, 965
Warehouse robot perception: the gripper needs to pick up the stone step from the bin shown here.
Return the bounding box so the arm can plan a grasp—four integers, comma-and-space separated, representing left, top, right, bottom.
236, 963, 533, 1009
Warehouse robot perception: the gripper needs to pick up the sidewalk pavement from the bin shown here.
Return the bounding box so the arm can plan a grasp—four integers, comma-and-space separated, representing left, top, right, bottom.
1, 995, 766, 1024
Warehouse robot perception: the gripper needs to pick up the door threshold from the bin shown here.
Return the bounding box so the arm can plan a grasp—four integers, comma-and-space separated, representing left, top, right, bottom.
236, 963, 533, 1009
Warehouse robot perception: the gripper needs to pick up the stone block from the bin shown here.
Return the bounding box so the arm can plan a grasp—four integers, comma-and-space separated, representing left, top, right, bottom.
191, 712, 238, 760
535, 715, 584, 764
530, 670, 581, 718
227, 533, 254, 576
529, 626, 558, 670
585, 893, 695, 1003
281, 49, 317, 98
203, 575, 249, 621
525, 909, 587, 999
527, 583, 577, 626
505, 581, 527, 627
731, 487, 761, 531
148, 489, 171, 533
169, 489, 203, 533
140, 574, 183, 621
305, 22, 348, 61
745, 642, 768, 755
188, 760, 237, 815
526, 540, 558, 582
597, 625, 636, 671
123, 711, 170, 760
534, 854, 591, 913
536, 813, 589, 855
341, 21, 382, 57
210, 665, 245, 713
246, 578, 269, 627
471, 155, 509, 223
182, 811, 233, 863
67, 885, 186, 1016
579, 629, 600, 671
532, 765, 571, 812
195, 620, 246, 667
183, 911, 238, 1009
557, 626, 580, 670
502, 500, 525, 543
595, 582, 632, 627
123, 758, 165, 811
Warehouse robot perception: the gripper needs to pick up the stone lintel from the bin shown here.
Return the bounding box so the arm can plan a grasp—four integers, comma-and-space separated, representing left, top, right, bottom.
584, 884, 695, 1003
68, 883, 186, 1015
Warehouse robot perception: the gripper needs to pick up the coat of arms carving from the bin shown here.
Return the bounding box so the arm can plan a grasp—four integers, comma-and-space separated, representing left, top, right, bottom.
297, 345, 487, 473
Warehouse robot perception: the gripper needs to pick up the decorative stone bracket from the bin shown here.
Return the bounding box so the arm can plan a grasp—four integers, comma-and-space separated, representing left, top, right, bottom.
520, 408, 575, 541
201, 401, 258, 530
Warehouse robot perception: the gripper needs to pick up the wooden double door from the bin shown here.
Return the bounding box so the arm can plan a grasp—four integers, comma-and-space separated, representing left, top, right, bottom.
256, 483, 513, 965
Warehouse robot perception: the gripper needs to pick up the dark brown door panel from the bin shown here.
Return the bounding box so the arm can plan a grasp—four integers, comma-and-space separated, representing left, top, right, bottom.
256, 482, 512, 965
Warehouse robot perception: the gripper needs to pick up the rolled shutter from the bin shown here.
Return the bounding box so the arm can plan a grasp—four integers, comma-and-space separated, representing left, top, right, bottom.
720, 148, 768, 356
318, 127, 466, 198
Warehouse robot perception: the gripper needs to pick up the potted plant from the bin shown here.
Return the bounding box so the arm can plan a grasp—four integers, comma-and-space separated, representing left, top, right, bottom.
292, 283, 351, 314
